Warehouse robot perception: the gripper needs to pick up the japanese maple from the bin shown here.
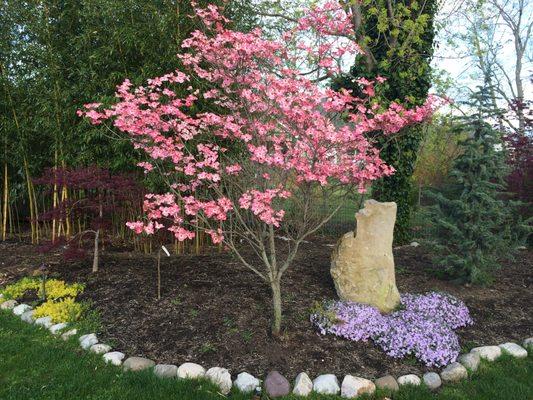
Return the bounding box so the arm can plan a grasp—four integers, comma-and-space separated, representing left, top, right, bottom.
80, 2, 438, 335
35, 166, 141, 272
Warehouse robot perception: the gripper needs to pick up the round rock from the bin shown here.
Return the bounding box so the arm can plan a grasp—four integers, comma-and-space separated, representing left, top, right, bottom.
0, 299, 18, 310
471, 346, 501, 361
177, 362, 206, 379
90, 343, 112, 354
374, 375, 399, 392
397, 374, 421, 386
265, 371, 290, 398
440, 362, 468, 383
20, 310, 35, 324
61, 328, 78, 341
205, 367, 232, 395
79, 333, 98, 350
313, 374, 340, 395
523, 337, 533, 349
498, 342, 528, 358
293, 372, 313, 396
50, 322, 69, 335
341, 375, 375, 398
423, 372, 441, 390
35, 316, 53, 329
458, 353, 480, 371
12, 303, 32, 316
123, 356, 155, 372
234, 372, 261, 393
103, 351, 125, 366
154, 364, 178, 378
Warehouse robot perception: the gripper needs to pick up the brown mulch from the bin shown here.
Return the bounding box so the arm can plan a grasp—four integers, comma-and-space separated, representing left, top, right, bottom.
0, 239, 531, 379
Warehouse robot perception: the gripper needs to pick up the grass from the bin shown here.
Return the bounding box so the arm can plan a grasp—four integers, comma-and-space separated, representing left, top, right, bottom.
1, 311, 532, 400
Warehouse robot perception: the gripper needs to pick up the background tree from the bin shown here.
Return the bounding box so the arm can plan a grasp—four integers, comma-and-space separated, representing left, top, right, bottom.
0, 0, 254, 243
435, 0, 532, 243
334, 0, 440, 243
425, 85, 530, 283
35, 167, 141, 272
412, 115, 465, 203
441, 0, 532, 135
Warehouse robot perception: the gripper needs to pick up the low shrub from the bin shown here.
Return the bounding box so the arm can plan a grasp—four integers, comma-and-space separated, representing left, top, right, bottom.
1, 277, 85, 323
33, 297, 84, 323
1, 278, 84, 302
0, 278, 40, 300
311, 292, 473, 367
39, 280, 84, 300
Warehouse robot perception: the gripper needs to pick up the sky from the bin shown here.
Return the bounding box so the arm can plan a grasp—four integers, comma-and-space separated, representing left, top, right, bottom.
432, 0, 532, 108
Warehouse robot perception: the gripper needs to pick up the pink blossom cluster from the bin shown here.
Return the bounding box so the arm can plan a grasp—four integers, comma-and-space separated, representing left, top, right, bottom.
239, 188, 291, 227
79, 2, 439, 243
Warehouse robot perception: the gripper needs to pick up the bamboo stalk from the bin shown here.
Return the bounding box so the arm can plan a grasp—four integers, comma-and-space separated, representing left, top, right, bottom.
2, 161, 8, 241
23, 158, 37, 243
51, 149, 61, 241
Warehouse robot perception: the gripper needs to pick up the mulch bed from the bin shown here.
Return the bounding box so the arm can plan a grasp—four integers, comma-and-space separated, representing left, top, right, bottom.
0, 239, 531, 378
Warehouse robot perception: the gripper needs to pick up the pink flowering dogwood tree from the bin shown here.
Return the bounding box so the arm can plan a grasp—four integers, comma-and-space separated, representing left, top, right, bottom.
80, 1, 438, 335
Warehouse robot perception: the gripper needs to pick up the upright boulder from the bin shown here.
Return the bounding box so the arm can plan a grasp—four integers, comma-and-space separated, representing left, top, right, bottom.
330, 199, 400, 312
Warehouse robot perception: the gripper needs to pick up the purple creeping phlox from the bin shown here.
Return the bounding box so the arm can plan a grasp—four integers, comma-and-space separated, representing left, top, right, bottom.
310, 292, 473, 367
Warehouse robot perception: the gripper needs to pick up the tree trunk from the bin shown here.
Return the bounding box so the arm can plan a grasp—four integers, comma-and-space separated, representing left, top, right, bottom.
270, 277, 282, 337
92, 228, 99, 273
92, 198, 103, 273
157, 249, 161, 300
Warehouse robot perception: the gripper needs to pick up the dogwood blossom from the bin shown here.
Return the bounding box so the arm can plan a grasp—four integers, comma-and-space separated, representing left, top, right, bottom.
79, 2, 439, 244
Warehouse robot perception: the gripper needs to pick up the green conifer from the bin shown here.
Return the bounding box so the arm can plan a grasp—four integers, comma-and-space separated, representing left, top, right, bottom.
426, 85, 530, 283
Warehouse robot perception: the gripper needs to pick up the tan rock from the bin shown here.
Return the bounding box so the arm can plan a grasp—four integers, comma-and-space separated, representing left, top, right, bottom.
330, 199, 400, 312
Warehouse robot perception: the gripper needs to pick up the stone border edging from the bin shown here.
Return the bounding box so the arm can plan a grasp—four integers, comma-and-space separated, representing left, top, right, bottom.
1, 298, 532, 398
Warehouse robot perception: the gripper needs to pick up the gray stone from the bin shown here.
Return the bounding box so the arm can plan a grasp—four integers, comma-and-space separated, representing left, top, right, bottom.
265, 371, 290, 398
90, 343, 112, 354
177, 362, 206, 379
205, 367, 232, 395
313, 374, 340, 395
374, 375, 399, 392
410, 241, 420, 247
61, 329, 78, 341
471, 346, 502, 361
397, 374, 421, 386
20, 310, 35, 324
293, 372, 313, 396
79, 333, 98, 350
154, 364, 178, 378
35, 316, 53, 328
423, 372, 441, 390
12, 303, 32, 316
523, 337, 533, 349
498, 342, 528, 358
123, 356, 155, 372
50, 322, 68, 335
458, 353, 480, 371
234, 372, 261, 393
341, 375, 375, 398
103, 351, 125, 366
1, 299, 18, 310
440, 362, 468, 383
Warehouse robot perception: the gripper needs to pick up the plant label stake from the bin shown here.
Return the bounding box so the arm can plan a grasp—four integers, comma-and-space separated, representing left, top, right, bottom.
157, 245, 171, 300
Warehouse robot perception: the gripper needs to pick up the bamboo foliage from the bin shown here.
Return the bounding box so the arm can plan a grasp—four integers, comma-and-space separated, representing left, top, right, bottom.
0, 0, 254, 252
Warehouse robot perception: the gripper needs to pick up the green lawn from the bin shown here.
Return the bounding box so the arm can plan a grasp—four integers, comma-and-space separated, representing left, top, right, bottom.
0, 311, 531, 400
